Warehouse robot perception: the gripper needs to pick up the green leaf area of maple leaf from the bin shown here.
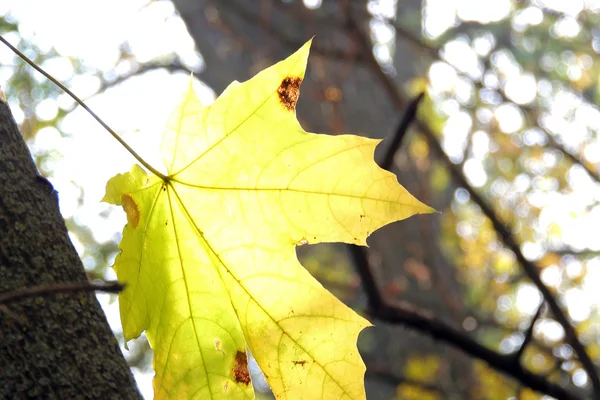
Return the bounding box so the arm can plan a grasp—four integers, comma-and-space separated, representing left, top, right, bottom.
102, 40, 434, 400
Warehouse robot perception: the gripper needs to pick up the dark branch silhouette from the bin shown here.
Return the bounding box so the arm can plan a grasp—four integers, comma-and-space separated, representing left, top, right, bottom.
342, 11, 600, 397
513, 303, 546, 365
347, 244, 584, 400
0, 281, 124, 305
380, 92, 425, 170
343, 103, 585, 399
373, 10, 600, 185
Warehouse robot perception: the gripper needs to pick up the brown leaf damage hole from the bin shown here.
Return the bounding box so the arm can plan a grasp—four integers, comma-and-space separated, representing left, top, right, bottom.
277, 76, 302, 111
121, 193, 140, 228
233, 350, 251, 385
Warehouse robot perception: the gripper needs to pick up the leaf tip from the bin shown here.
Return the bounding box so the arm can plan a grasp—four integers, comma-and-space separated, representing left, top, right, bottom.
421, 205, 439, 215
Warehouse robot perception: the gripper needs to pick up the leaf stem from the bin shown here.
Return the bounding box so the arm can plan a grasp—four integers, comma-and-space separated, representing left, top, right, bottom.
0, 35, 169, 182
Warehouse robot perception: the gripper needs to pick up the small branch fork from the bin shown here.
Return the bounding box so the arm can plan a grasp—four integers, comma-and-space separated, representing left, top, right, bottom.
513, 302, 546, 365
0, 281, 124, 305
345, 96, 584, 400
349, 243, 583, 400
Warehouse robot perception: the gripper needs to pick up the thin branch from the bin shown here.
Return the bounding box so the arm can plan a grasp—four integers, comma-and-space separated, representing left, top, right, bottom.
422, 128, 600, 394
0, 35, 168, 182
380, 92, 425, 171
344, 14, 600, 397
476, 312, 573, 382
513, 302, 545, 365
552, 248, 600, 257
343, 106, 583, 399
0, 281, 124, 305
370, 10, 600, 185
372, 301, 583, 400
93, 61, 195, 99
347, 211, 583, 399
545, 132, 600, 183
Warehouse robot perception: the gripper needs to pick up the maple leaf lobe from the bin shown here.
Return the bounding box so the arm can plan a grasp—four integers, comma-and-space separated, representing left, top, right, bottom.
233, 351, 251, 385
277, 76, 302, 111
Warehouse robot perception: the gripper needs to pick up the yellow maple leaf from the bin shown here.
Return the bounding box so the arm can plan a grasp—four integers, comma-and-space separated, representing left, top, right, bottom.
103, 40, 434, 399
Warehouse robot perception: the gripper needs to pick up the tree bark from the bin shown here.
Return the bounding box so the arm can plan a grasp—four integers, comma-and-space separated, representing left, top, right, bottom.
0, 94, 140, 398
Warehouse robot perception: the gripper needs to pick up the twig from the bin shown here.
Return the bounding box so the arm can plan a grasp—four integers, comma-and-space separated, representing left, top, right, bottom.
343, 103, 579, 397
344, 14, 600, 397
552, 248, 600, 257
347, 213, 583, 399
372, 10, 600, 185
348, 233, 583, 399
0, 281, 124, 305
380, 92, 424, 171
92, 61, 195, 100
513, 302, 545, 365
0, 35, 168, 182
374, 301, 583, 400
545, 132, 600, 183
422, 129, 600, 395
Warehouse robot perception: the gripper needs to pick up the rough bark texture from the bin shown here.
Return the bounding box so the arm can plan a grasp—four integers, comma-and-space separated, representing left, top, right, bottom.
0, 97, 140, 399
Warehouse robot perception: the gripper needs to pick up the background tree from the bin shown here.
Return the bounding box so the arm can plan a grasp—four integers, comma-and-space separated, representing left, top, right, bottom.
1, 0, 599, 399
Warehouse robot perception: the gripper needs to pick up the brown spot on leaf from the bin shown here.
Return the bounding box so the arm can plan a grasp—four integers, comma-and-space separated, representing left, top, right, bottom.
121, 193, 140, 228
233, 351, 251, 385
277, 77, 302, 111
293, 360, 307, 366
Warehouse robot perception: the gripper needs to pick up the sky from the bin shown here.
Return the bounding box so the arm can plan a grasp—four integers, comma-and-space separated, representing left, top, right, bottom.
2, 0, 600, 395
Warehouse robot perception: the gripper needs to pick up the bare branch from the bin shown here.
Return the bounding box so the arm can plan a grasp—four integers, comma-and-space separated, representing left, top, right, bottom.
0, 281, 124, 305
369, 10, 600, 185
349, 247, 584, 400
552, 248, 600, 257
421, 124, 600, 395
346, 201, 582, 399
343, 13, 600, 396
93, 61, 195, 98
513, 303, 546, 365
380, 92, 424, 170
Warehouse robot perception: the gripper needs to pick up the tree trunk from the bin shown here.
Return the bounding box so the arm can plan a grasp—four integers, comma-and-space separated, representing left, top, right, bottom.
0, 94, 140, 398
